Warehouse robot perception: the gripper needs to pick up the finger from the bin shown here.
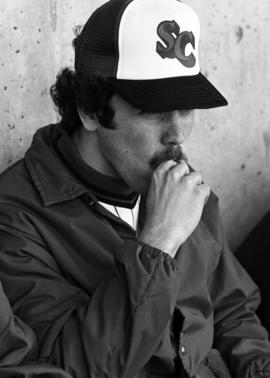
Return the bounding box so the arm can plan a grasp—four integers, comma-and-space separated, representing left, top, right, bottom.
183, 171, 202, 185
155, 159, 179, 173
169, 159, 190, 177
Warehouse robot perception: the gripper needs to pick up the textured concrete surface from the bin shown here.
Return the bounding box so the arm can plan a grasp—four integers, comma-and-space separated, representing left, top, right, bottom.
1, 0, 270, 250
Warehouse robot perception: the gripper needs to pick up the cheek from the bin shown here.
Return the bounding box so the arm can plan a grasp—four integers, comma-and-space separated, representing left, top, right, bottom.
98, 120, 159, 171
97, 131, 137, 167
121, 129, 152, 159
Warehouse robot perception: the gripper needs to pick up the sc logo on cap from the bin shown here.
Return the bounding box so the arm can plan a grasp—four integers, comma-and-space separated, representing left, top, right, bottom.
156, 20, 196, 68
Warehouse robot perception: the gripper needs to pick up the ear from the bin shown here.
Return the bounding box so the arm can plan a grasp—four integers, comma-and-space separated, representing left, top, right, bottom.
77, 107, 98, 132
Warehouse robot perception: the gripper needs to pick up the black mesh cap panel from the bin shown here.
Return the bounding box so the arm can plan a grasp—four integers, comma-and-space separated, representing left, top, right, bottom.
75, 0, 134, 78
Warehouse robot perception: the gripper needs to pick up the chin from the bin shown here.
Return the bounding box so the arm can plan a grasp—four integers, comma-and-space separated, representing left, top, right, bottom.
121, 166, 152, 195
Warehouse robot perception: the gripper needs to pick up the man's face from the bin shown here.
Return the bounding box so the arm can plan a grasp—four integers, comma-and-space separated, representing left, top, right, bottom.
96, 94, 194, 194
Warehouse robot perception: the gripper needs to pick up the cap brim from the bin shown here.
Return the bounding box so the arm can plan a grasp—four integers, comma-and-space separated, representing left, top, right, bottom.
112, 73, 228, 112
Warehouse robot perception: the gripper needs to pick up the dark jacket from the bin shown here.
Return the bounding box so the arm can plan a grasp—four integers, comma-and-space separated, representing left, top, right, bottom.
236, 212, 270, 334
0, 124, 270, 378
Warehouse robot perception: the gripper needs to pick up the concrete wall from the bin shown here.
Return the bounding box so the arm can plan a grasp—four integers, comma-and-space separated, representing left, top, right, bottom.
1, 0, 270, 251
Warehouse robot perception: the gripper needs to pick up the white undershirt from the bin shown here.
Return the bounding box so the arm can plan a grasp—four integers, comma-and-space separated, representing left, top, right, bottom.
100, 197, 140, 230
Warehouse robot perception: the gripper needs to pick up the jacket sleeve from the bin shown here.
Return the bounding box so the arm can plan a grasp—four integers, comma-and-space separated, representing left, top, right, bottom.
209, 215, 270, 378
0, 278, 73, 378
0, 279, 37, 367
0, 225, 181, 378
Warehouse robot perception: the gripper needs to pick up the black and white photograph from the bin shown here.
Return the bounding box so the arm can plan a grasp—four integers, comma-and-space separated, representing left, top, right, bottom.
0, 0, 270, 377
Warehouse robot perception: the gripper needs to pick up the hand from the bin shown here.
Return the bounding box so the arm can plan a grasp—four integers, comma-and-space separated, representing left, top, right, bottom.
139, 160, 210, 258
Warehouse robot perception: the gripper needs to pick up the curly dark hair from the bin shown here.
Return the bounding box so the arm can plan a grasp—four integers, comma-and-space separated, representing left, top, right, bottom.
50, 68, 116, 134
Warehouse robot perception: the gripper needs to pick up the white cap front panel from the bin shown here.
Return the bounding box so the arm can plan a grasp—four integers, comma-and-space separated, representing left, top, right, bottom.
117, 0, 200, 80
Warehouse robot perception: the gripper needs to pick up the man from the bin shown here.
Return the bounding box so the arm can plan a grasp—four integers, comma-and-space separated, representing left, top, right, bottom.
1, 0, 270, 377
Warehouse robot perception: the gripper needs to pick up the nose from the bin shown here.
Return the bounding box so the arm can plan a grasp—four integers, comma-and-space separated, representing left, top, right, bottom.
160, 110, 194, 146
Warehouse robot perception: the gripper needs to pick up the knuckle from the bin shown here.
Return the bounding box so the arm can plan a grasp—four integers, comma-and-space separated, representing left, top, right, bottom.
191, 171, 202, 182
170, 169, 179, 181
183, 176, 194, 188
181, 162, 190, 174
178, 160, 188, 168
176, 160, 189, 173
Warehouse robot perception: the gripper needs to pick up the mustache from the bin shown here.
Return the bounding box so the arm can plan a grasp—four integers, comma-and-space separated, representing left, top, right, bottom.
150, 145, 188, 170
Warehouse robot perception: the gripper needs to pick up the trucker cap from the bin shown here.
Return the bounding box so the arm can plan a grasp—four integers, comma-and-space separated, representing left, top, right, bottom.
74, 0, 228, 112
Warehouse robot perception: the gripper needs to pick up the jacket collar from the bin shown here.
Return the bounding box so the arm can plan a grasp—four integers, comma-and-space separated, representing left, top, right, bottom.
25, 125, 94, 207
